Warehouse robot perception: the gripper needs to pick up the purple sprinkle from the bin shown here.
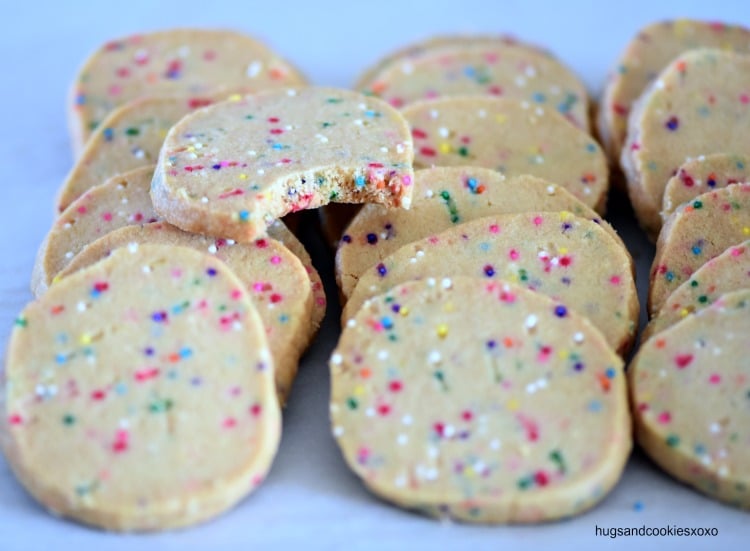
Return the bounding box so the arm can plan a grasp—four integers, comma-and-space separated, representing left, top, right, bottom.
144, 347, 155, 356
574, 362, 584, 371
212, 164, 222, 170
665, 116, 679, 131
554, 305, 567, 318
486, 339, 497, 349
484, 265, 495, 277
366, 233, 378, 245
191, 376, 203, 386
391, 304, 401, 313
152, 311, 168, 323
342, 234, 352, 243
206, 267, 217, 277
377, 263, 387, 276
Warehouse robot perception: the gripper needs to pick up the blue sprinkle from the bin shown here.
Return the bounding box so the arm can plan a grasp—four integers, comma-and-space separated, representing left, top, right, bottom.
665, 271, 675, 282
381, 317, 393, 330
484, 265, 495, 277
342, 235, 352, 243
463, 66, 476, 77
554, 305, 567, 318
692, 245, 702, 256
586, 143, 596, 153
364, 110, 380, 118
633, 501, 644, 512
76, 94, 86, 105
355, 175, 366, 188
486, 340, 497, 349
206, 268, 217, 277
479, 242, 490, 252
239, 210, 250, 222
391, 304, 401, 313
574, 362, 585, 371
114, 382, 128, 395
279, 314, 289, 323
179, 347, 193, 359
212, 164, 221, 170
103, 128, 114, 141
532, 92, 546, 103
588, 400, 602, 412
55, 353, 67, 364
366, 233, 377, 244
144, 347, 154, 356
605, 367, 616, 379
377, 263, 387, 276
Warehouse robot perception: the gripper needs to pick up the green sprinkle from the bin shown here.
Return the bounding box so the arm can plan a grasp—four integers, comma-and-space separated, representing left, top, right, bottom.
517, 476, 533, 490
666, 434, 680, 447
693, 200, 703, 209
439, 190, 460, 223
346, 397, 358, 410
62, 414, 76, 426
245, 114, 254, 120
458, 146, 469, 157
698, 295, 708, 304
329, 190, 339, 200
326, 97, 343, 104
690, 280, 699, 287
14, 317, 28, 328
149, 398, 174, 413
125, 127, 140, 136
549, 449, 567, 474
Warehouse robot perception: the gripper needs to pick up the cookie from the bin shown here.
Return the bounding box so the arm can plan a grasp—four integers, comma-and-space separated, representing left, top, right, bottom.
2, 244, 280, 531
642, 241, 750, 342
330, 277, 630, 523
151, 87, 415, 243
55, 223, 312, 403
649, 183, 750, 316
358, 41, 589, 130
336, 166, 624, 299
599, 19, 750, 161
629, 289, 750, 509
401, 97, 608, 212
266, 220, 327, 331
662, 153, 750, 217
59, 95, 235, 213
621, 49, 750, 239
342, 212, 637, 355
34, 166, 158, 297
69, 29, 306, 156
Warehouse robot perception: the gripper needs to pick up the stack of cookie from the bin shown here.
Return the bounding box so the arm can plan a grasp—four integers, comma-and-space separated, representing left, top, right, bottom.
4, 30, 418, 531
328, 37, 639, 523
603, 21, 750, 508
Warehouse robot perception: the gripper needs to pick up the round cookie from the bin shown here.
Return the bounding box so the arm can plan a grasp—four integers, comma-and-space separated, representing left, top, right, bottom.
266, 220, 327, 331
343, 213, 638, 356
358, 41, 589, 130
662, 153, 750, 217
401, 97, 608, 212
649, 184, 750, 316
621, 49, 750, 239
336, 166, 624, 299
642, 241, 750, 342
59, 94, 238, 212
69, 29, 306, 156
34, 166, 158, 297
599, 19, 750, 161
151, 87, 415, 243
55, 223, 312, 403
2, 244, 280, 531
330, 277, 630, 523
629, 289, 750, 509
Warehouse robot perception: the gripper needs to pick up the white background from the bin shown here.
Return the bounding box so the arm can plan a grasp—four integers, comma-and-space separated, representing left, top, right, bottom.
1, 1, 749, 549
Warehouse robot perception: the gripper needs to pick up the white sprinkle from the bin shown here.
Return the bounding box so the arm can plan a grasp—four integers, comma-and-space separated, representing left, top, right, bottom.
441, 278, 452, 289
127, 242, 139, 253
535, 107, 544, 116
333, 426, 344, 437
227, 239, 236, 245
524, 314, 538, 330
246, 61, 262, 77
121, 198, 129, 205
65, 251, 74, 259
142, 265, 151, 273
247, 150, 257, 157
525, 66, 537, 78
208, 244, 218, 254
132, 148, 145, 159
402, 415, 413, 426
428, 446, 439, 458
400, 62, 414, 75
429, 109, 439, 119
424, 189, 434, 198
257, 169, 265, 175
178, 46, 190, 58
329, 404, 339, 414
428, 350, 442, 364
354, 119, 364, 126
377, 350, 389, 361
331, 353, 342, 365
515, 76, 527, 87
546, 185, 556, 195
397, 434, 408, 445
490, 439, 501, 450
346, 319, 357, 328
232, 321, 243, 331
573, 332, 585, 344
477, 109, 487, 118
425, 468, 438, 480
416, 250, 425, 258
718, 466, 729, 477
119, 418, 130, 429
63, 223, 72, 229
710, 422, 721, 434
438, 127, 449, 138
286, 89, 297, 96
200, 196, 209, 203
77, 301, 87, 312
655, 79, 665, 90
396, 143, 405, 154
380, 146, 389, 153
443, 425, 455, 438
365, 407, 375, 417
520, 100, 530, 109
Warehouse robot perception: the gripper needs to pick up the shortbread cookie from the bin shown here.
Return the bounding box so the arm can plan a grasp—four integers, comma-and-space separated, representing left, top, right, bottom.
59, 94, 238, 212
629, 289, 750, 509
358, 41, 589, 130
343, 213, 637, 355
642, 241, 750, 342
662, 153, 750, 217
649, 184, 750, 315
599, 19, 750, 161
336, 167, 623, 299
266, 220, 327, 331
401, 97, 608, 212
69, 29, 306, 156
330, 277, 630, 523
2, 245, 280, 531
55, 223, 312, 402
151, 87, 415, 242
621, 49, 750, 239
34, 167, 158, 296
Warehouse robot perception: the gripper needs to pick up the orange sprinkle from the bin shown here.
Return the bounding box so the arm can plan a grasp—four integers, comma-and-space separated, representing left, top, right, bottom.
503, 337, 514, 348
360, 367, 372, 379
655, 338, 666, 349
597, 373, 611, 392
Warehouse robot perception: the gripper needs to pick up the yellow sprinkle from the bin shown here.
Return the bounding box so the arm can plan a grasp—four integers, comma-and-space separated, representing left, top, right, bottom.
557, 349, 569, 360
506, 398, 520, 412
439, 142, 452, 154
399, 307, 409, 317
743, 227, 750, 236
239, 173, 248, 180
187, 145, 195, 152
158, 129, 168, 140
680, 308, 689, 318
495, 114, 507, 124
559, 247, 568, 255
443, 302, 454, 313
463, 466, 476, 478
51, 275, 61, 284
354, 385, 365, 397
229, 94, 242, 102
79, 333, 92, 345
436, 324, 448, 339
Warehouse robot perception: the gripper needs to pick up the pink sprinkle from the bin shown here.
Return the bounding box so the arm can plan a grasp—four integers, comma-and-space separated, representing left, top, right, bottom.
8, 414, 23, 425
249, 403, 262, 417
377, 404, 391, 416
108, 84, 122, 97
731, 247, 744, 257
657, 411, 671, 424
230, 289, 243, 300
77, 206, 87, 214
741, 93, 750, 105
533, 216, 543, 226
270, 255, 281, 265
675, 354, 694, 369
135, 368, 160, 382
489, 224, 500, 234
708, 374, 721, 384
252, 282, 265, 292
223, 418, 237, 428
509, 249, 519, 261
102, 212, 113, 222
610, 275, 621, 285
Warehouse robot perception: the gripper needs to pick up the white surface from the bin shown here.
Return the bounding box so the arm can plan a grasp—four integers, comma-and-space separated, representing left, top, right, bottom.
1, 1, 749, 549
